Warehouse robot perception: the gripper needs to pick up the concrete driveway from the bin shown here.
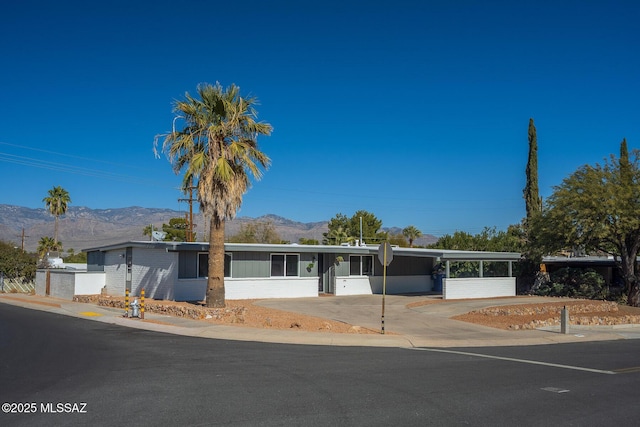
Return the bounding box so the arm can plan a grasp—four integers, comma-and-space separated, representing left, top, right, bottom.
255, 294, 640, 347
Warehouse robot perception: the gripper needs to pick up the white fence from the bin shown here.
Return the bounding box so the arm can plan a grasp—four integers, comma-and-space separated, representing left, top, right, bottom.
0, 278, 35, 294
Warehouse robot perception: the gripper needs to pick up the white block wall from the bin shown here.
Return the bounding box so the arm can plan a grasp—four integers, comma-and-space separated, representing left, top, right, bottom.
173, 277, 319, 301
369, 275, 432, 294
334, 276, 373, 296
443, 277, 516, 300
35, 270, 105, 300
74, 272, 106, 295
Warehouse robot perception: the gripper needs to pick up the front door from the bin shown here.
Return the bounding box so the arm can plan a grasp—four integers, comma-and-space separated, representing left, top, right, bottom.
321, 253, 336, 294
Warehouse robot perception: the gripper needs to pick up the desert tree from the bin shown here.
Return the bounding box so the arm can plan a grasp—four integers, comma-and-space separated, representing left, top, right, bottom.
531, 139, 640, 305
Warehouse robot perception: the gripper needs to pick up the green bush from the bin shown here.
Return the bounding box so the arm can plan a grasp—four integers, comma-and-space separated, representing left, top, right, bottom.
0, 240, 37, 282
534, 267, 606, 299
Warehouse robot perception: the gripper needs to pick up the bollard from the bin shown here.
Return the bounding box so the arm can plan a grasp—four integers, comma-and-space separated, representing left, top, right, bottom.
141, 289, 145, 320
124, 289, 130, 317
561, 305, 569, 334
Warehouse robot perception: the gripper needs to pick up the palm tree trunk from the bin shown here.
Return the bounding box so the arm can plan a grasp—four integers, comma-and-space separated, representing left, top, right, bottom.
54, 215, 59, 245
206, 216, 226, 308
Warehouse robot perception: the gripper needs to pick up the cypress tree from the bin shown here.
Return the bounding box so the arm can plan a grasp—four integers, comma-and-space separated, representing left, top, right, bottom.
620, 138, 631, 185
524, 118, 541, 219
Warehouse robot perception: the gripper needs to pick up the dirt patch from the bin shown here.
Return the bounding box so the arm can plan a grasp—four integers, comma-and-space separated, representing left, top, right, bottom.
74, 295, 377, 334
453, 300, 640, 330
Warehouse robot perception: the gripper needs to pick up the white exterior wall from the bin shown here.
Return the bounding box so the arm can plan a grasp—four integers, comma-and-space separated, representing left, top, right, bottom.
74, 272, 106, 295
131, 248, 177, 299
104, 251, 127, 296
35, 270, 105, 300
334, 276, 373, 296
333, 275, 432, 296
174, 277, 319, 301
443, 277, 516, 300
369, 275, 432, 294
226, 277, 318, 299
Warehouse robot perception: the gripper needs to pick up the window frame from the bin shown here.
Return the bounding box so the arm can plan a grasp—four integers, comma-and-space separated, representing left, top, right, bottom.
270, 253, 300, 277
197, 252, 232, 278
349, 255, 374, 276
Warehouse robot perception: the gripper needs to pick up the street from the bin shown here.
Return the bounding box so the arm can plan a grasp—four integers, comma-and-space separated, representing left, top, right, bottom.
1, 304, 639, 426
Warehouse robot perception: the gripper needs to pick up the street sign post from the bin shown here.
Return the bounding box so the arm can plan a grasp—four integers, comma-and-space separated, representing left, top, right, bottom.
378, 241, 393, 266
378, 242, 393, 334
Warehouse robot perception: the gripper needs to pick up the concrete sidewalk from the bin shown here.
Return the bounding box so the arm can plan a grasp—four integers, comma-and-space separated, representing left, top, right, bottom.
2, 293, 640, 348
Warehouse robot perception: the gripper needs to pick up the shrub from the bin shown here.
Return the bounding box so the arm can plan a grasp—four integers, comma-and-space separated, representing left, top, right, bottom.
534, 267, 606, 299
0, 240, 37, 282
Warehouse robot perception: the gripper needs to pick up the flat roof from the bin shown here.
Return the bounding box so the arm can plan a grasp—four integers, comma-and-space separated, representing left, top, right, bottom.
84, 241, 521, 261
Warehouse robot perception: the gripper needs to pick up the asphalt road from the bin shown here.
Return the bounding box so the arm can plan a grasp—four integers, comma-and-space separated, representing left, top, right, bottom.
1, 304, 640, 426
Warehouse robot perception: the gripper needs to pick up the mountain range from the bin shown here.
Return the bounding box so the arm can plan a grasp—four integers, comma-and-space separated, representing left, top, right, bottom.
0, 204, 437, 253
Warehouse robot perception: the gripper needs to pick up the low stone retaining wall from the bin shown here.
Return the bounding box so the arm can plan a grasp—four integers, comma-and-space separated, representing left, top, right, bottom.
473, 301, 640, 330
73, 295, 247, 323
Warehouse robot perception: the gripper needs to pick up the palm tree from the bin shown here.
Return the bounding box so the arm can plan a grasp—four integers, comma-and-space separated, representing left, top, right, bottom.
327, 226, 350, 245
157, 82, 272, 307
37, 236, 61, 259
402, 225, 422, 248
43, 186, 71, 245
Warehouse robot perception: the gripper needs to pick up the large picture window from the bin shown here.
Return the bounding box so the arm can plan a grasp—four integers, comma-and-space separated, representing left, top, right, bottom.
350, 255, 373, 276
197, 252, 231, 278
271, 254, 299, 277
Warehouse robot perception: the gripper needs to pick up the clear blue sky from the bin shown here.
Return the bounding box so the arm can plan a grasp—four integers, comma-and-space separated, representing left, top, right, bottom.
1, 0, 638, 237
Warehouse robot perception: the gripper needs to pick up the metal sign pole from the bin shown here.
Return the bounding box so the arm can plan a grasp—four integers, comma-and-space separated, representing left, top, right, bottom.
377, 241, 393, 335
381, 245, 387, 334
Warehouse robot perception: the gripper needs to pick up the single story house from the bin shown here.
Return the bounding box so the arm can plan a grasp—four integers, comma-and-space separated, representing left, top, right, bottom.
73, 241, 520, 301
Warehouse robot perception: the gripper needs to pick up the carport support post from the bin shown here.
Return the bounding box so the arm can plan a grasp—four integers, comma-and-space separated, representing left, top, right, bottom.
561, 306, 569, 334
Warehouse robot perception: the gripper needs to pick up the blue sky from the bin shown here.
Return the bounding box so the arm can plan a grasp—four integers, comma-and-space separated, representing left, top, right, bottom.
1, 0, 638, 237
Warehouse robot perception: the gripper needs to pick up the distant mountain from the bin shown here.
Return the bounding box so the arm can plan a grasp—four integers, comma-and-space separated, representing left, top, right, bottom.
0, 205, 438, 252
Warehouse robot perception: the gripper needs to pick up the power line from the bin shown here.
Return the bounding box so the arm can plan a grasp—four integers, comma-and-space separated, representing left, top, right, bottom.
0, 151, 173, 189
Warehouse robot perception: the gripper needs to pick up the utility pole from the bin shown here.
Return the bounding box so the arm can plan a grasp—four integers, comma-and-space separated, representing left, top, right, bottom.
20, 228, 29, 252
178, 183, 197, 242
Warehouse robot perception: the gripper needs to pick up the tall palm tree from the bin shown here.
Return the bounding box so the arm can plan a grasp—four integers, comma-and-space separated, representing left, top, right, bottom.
402, 225, 422, 248
157, 82, 272, 307
43, 186, 71, 245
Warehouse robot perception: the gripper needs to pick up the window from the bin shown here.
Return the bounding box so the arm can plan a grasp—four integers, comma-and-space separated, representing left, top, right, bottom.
271, 253, 299, 277
197, 252, 231, 278
350, 255, 374, 276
